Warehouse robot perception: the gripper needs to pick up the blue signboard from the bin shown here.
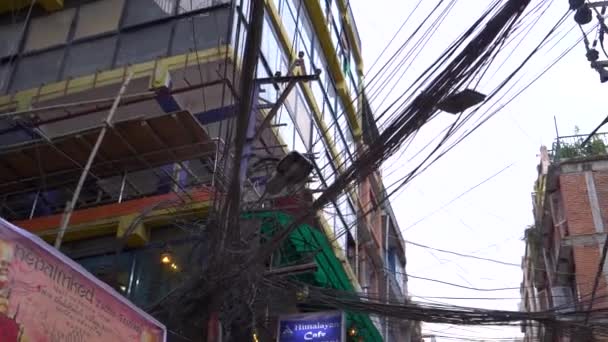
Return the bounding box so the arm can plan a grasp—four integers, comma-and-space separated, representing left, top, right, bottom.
277, 311, 345, 342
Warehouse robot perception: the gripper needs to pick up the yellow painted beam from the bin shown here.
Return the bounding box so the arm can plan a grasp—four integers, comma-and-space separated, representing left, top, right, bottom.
335, 0, 364, 75
39, 0, 63, 11
0, 0, 63, 14
300, 0, 361, 139
117, 214, 149, 247
36, 201, 211, 243
0, 45, 232, 112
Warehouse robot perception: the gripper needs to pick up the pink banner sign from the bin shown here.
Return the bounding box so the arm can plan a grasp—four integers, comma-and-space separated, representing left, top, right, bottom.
0, 218, 166, 342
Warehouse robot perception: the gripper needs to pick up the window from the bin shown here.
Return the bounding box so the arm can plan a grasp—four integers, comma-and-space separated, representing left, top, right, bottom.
74, 0, 124, 40
277, 105, 296, 150
77, 243, 191, 308
0, 23, 22, 58
282, 3, 297, 48
310, 81, 325, 120
63, 36, 117, 79
294, 129, 306, 153
287, 88, 312, 150
10, 49, 64, 92
178, 0, 226, 12
261, 16, 288, 77
115, 23, 172, 66
24, 8, 75, 52
171, 9, 229, 55
123, 0, 174, 27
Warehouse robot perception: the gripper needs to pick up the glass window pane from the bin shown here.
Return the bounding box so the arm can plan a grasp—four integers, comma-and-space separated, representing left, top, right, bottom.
115, 23, 172, 66
179, 0, 228, 12
331, 0, 340, 26
0, 23, 22, 58
294, 130, 306, 153
282, 4, 297, 46
171, 9, 229, 55
278, 106, 295, 150
25, 8, 75, 52
123, 0, 174, 27
310, 81, 324, 118
75, 0, 124, 40
291, 89, 312, 150
10, 49, 63, 93
262, 16, 286, 75
0, 62, 10, 94
63, 36, 117, 80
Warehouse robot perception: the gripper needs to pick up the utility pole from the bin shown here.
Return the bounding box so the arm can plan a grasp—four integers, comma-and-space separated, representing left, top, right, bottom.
206, 0, 321, 339
213, 0, 265, 340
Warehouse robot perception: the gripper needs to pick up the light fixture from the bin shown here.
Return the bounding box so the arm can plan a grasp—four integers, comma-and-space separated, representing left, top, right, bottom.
436, 89, 486, 114
591, 61, 608, 83
596, 66, 608, 83
574, 5, 592, 25
119, 285, 127, 292
348, 326, 358, 337
265, 151, 314, 195
160, 252, 172, 265
586, 48, 599, 62
170, 263, 179, 271
569, 0, 584, 10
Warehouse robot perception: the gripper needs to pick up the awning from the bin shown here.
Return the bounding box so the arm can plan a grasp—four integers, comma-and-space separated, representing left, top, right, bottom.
245, 211, 384, 342
0, 111, 216, 194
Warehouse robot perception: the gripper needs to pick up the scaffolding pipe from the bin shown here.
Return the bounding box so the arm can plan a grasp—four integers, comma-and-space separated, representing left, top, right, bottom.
28, 190, 40, 219
54, 71, 134, 250
118, 172, 127, 203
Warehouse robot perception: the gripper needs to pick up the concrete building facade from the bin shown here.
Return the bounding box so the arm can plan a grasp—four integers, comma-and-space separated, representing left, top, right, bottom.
0, 0, 410, 340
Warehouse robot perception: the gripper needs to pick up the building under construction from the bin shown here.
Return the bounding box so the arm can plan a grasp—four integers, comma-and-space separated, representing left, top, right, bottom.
522, 134, 608, 341
0, 0, 411, 340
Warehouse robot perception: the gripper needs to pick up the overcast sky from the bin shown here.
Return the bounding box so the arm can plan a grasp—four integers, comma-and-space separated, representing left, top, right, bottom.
352, 0, 608, 340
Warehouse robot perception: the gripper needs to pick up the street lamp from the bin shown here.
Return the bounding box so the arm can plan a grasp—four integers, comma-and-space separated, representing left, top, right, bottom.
160, 251, 173, 265
569, 0, 592, 25
436, 89, 487, 114
265, 151, 314, 196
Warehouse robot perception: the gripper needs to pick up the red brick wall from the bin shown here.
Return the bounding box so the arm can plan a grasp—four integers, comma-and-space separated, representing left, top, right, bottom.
359, 178, 383, 250
595, 172, 608, 228
560, 173, 594, 235
572, 245, 608, 307
560, 171, 608, 308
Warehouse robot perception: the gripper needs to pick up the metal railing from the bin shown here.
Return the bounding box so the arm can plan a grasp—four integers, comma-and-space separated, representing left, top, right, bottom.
551, 132, 608, 161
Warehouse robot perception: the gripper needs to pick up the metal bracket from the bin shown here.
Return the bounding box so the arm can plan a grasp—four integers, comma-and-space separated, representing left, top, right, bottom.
251, 71, 321, 143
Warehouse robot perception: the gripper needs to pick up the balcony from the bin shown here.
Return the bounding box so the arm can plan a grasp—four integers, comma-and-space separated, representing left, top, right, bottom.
551, 132, 608, 162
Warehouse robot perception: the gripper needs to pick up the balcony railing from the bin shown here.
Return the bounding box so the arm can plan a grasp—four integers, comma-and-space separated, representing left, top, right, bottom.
551, 132, 608, 161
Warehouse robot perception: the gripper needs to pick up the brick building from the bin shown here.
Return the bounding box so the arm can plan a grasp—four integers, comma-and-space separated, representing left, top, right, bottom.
521, 134, 608, 341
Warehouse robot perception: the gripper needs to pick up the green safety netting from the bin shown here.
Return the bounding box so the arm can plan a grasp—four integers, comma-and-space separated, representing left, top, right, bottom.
243, 211, 383, 342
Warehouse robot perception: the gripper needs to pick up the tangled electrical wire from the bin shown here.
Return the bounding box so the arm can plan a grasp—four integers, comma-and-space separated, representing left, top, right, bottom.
254, 0, 537, 264
265, 277, 608, 339
142, 0, 594, 339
